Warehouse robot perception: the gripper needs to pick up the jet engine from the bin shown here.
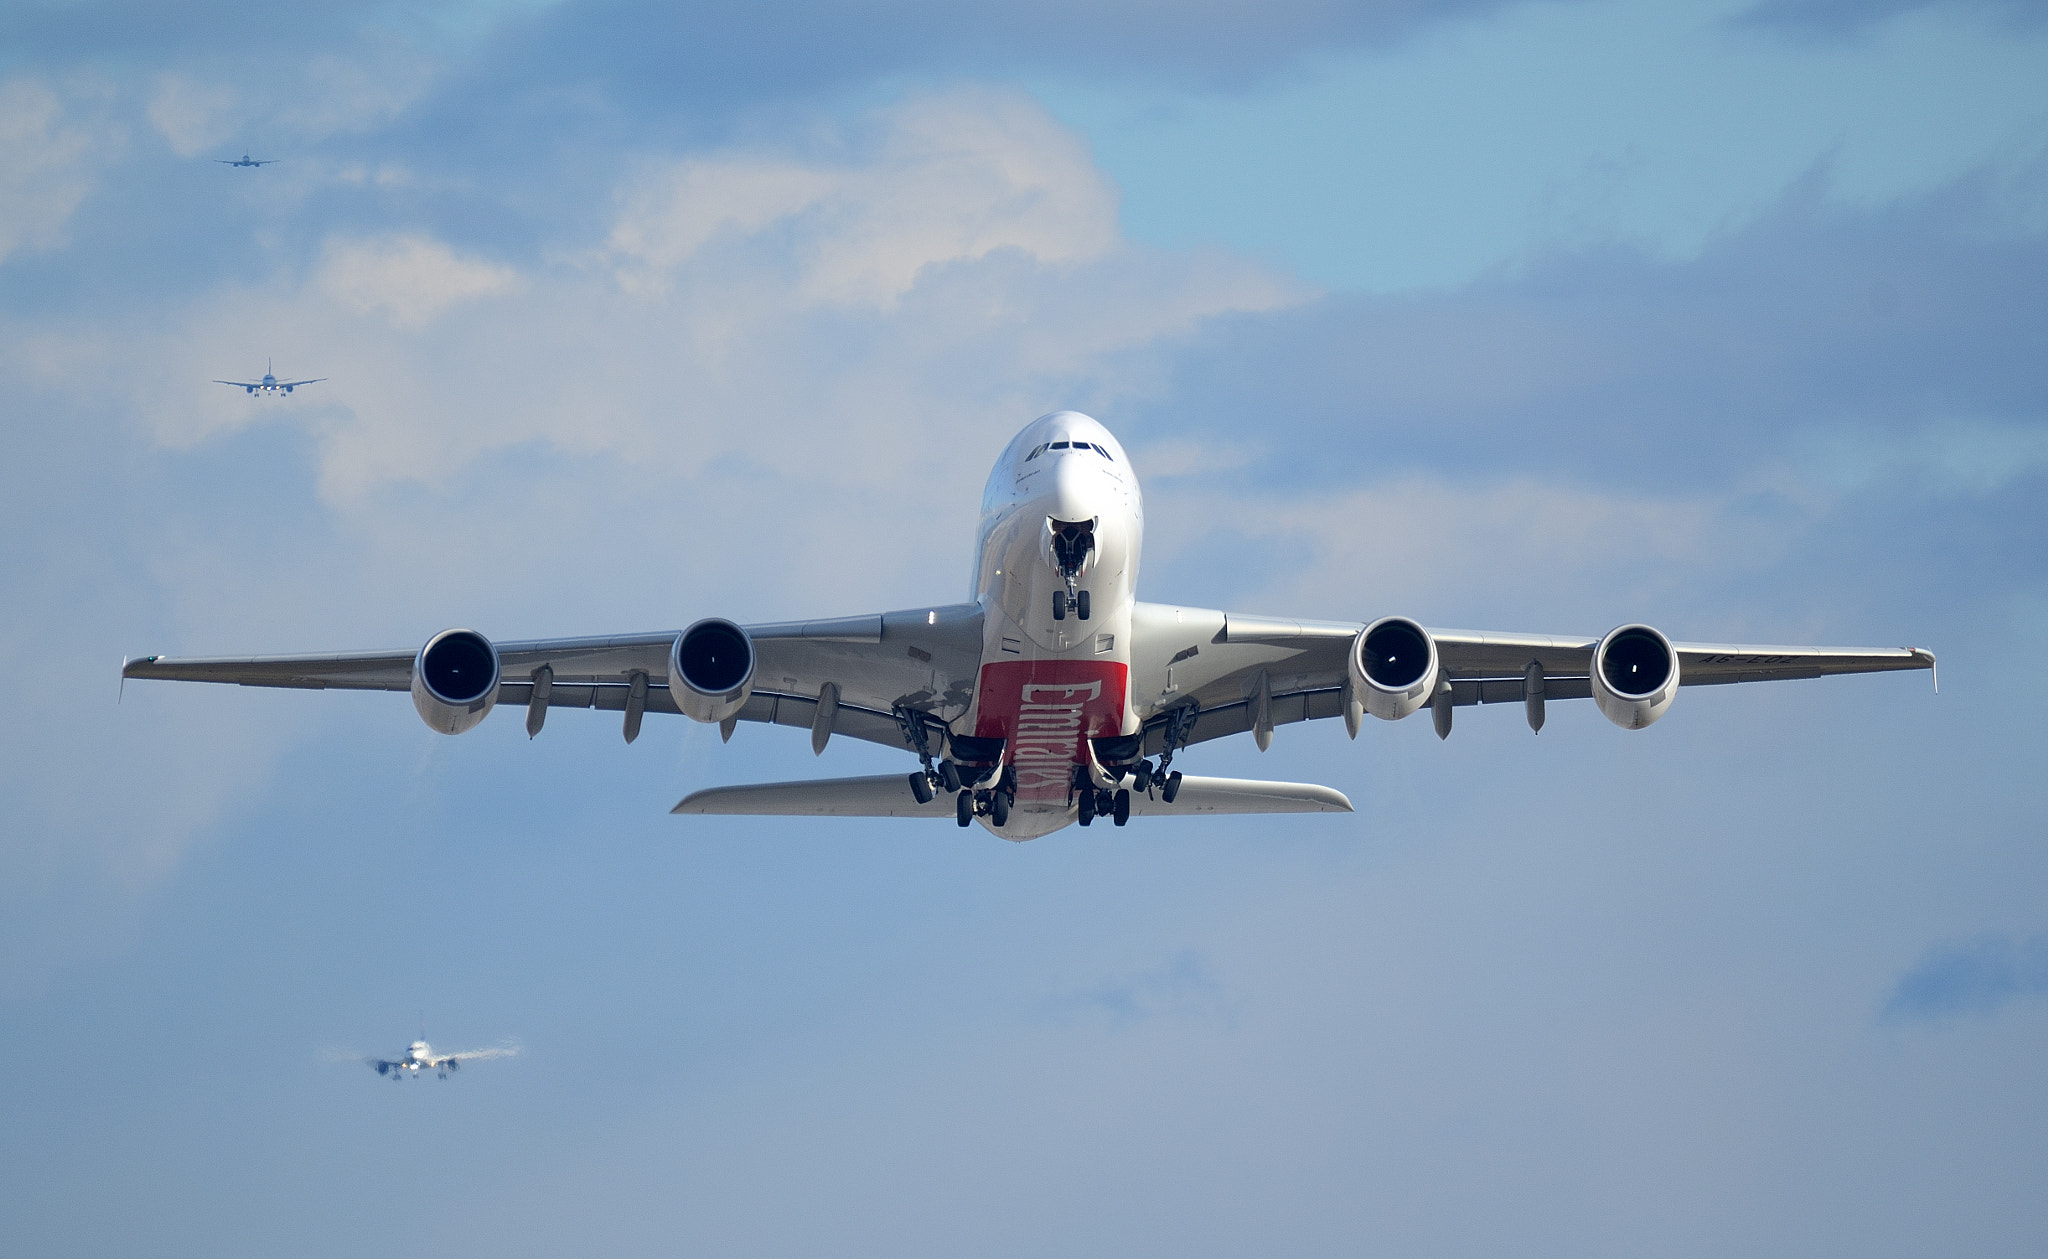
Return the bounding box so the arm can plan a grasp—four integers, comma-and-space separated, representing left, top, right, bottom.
1590, 623, 1680, 729
669, 618, 755, 723
1348, 615, 1440, 721
411, 628, 501, 734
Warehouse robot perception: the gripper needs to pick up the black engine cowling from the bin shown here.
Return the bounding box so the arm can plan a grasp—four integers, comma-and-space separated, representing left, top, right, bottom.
670, 618, 756, 723
411, 628, 501, 734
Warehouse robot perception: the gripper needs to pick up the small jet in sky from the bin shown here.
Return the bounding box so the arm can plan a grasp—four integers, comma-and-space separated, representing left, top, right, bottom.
214, 359, 324, 396
124, 411, 1936, 839
216, 153, 276, 167
367, 1037, 518, 1081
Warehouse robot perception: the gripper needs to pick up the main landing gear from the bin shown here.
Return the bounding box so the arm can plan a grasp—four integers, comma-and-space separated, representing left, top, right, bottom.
957, 786, 1012, 828
956, 766, 1016, 828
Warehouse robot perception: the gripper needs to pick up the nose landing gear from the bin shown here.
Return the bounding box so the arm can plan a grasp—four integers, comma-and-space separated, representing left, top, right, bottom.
1052, 589, 1092, 621
1050, 518, 1095, 622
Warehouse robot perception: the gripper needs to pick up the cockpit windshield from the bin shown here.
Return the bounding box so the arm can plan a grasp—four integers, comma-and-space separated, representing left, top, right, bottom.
1024, 440, 1113, 462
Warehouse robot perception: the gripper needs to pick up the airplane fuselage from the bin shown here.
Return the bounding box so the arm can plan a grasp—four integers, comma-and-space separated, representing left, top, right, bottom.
965, 412, 1144, 838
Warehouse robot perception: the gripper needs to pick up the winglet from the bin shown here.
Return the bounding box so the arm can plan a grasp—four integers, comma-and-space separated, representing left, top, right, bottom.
119, 656, 127, 703
1913, 647, 1938, 694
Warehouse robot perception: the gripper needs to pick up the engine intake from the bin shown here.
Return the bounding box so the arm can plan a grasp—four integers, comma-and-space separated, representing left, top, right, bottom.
1591, 623, 1679, 729
1348, 615, 1440, 722
411, 628, 501, 734
670, 618, 755, 723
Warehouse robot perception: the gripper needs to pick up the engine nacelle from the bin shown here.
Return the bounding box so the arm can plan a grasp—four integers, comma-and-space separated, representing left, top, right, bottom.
1348, 615, 1440, 721
1591, 623, 1680, 729
411, 628, 501, 734
670, 618, 755, 724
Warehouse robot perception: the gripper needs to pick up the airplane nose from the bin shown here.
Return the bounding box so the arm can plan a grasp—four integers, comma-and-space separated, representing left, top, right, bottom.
1045, 454, 1102, 521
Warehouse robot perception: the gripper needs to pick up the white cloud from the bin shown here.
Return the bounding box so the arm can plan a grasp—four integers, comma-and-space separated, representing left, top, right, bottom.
1149, 474, 1733, 627
109, 89, 1299, 513
144, 75, 238, 157
0, 78, 103, 265
318, 234, 526, 328
276, 45, 437, 140
606, 88, 1125, 306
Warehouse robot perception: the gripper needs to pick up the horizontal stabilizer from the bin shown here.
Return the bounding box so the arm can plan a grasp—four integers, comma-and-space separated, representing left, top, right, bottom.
673, 774, 947, 817
671, 773, 1351, 817
1129, 776, 1351, 815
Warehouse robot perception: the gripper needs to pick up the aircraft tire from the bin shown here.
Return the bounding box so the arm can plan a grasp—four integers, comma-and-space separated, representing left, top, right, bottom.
956, 791, 973, 826
1162, 771, 1183, 803
938, 761, 962, 793
1077, 789, 1094, 826
992, 791, 1010, 827
1077, 590, 1091, 620
1112, 789, 1130, 826
1052, 590, 1066, 621
909, 772, 935, 804
1132, 761, 1152, 793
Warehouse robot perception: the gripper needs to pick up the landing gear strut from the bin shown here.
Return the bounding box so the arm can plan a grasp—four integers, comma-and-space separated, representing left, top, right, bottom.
896, 705, 942, 803
1144, 704, 1198, 806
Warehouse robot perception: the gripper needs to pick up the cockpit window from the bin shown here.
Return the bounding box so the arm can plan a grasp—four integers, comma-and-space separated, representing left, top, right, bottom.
1025, 443, 1047, 460
1092, 444, 1113, 459
1051, 441, 1070, 449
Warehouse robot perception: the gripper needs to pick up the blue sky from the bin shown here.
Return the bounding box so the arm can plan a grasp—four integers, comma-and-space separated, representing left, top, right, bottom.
2, 1, 2045, 1254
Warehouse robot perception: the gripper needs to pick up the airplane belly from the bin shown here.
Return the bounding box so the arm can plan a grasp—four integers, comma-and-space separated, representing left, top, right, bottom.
974, 658, 1130, 805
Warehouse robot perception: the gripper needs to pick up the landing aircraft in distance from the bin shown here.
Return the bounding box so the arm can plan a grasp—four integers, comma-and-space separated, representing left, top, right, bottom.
214, 359, 324, 396
216, 153, 276, 167
367, 1038, 518, 1081
123, 411, 1935, 839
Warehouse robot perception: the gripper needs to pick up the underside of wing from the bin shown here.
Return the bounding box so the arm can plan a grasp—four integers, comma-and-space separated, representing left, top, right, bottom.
673, 774, 951, 817
121, 603, 984, 756
444, 1046, 518, 1063
124, 648, 418, 690
1128, 603, 1932, 751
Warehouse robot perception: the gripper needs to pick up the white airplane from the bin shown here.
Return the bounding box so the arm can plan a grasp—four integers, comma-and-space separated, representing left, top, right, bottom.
214, 358, 324, 396
216, 152, 278, 167
367, 1038, 517, 1081
123, 411, 1934, 839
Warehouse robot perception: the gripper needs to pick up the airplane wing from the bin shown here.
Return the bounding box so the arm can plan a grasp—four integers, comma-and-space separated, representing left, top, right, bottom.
277, 378, 325, 387
439, 1045, 519, 1064
674, 772, 1350, 816
212, 380, 258, 388
366, 1057, 402, 1075
121, 603, 984, 755
1127, 602, 1935, 752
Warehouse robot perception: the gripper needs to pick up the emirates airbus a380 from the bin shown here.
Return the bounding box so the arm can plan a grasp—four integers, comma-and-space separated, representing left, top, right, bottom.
124, 412, 1934, 840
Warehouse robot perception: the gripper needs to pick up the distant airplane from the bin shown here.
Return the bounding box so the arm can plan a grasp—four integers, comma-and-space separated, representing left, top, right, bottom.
216, 153, 276, 167
214, 359, 324, 396
367, 1037, 518, 1081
